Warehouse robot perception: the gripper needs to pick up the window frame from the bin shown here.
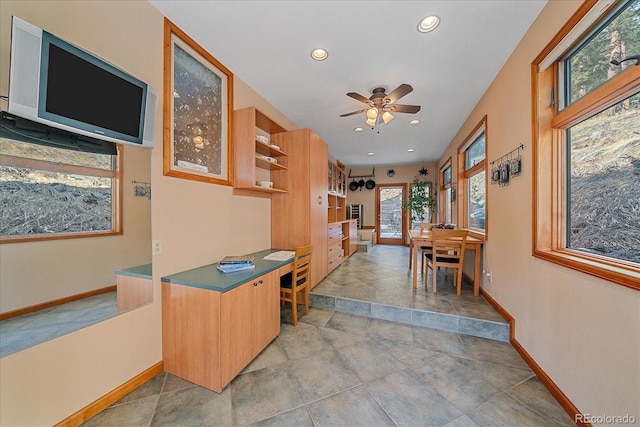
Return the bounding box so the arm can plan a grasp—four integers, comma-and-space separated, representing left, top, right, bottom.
457, 116, 488, 240
0, 144, 123, 243
439, 158, 453, 225
532, 0, 640, 290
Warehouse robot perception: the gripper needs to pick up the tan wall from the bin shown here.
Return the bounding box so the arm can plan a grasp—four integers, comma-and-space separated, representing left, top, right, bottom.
438, 0, 640, 419
0, 144, 151, 312
0, 12, 153, 312
0, 1, 296, 425
346, 163, 437, 228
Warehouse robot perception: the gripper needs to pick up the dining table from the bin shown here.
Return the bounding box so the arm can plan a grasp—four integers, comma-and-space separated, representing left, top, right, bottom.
408, 229, 484, 296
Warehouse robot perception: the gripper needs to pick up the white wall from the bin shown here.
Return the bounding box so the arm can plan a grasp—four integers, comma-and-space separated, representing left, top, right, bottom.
438, 0, 640, 419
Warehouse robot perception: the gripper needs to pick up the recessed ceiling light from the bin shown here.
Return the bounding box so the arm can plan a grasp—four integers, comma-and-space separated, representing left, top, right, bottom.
418, 15, 440, 33
407, 148, 415, 152
367, 152, 374, 156
354, 127, 364, 132
410, 119, 421, 125
310, 48, 328, 61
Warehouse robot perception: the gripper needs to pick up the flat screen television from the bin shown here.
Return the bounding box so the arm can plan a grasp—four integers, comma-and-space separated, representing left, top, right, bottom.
8, 17, 156, 148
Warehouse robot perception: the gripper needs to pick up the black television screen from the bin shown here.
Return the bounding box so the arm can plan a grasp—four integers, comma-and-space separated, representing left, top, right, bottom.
8, 17, 155, 148
45, 43, 144, 139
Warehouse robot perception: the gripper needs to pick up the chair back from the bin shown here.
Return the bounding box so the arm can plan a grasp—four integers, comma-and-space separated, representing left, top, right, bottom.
292, 245, 312, 289
419, 222, 437, 232
431, 229, 468, 269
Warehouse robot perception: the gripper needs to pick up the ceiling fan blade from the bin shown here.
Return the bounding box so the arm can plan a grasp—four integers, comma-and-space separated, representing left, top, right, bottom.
339, 109, 367, 117
387, 104, 421, 114
385, 84, 413, 103
346, 92, 372, 105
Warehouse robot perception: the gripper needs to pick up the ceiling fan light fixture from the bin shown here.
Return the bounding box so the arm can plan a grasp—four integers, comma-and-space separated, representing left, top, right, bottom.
366, 108, 379, 119
382, 111, 394, 124
365, 117, 376, 127
310, 48, 328, 61
418, 15, 440, 33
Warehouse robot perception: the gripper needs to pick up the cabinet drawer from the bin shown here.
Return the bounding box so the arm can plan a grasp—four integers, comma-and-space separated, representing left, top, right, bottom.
327, 240, 342, 257
328, 223, 342, 236
328, 253, 343, 272
328, 233, 344, 244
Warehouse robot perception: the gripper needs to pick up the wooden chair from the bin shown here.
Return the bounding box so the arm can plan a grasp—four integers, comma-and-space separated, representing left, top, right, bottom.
419, 223, 437, 274
280, 245, 312, 326
425, 229, 468, 295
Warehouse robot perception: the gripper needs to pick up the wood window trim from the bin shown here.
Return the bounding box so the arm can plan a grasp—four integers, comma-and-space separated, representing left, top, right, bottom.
457, 116, 487, 241
0, 145, 123, 244
531, 4, 640, 291
439, 158, 452, 223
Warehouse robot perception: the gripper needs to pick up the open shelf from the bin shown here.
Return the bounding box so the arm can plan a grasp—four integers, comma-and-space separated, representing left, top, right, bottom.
233, 107, 289, 195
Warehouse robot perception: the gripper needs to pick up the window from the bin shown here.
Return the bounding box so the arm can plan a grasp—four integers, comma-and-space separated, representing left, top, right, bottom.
440, 160, 453, 224
458, 116, 487, 237
533, 0, 640, 290
0, 138, 122, 242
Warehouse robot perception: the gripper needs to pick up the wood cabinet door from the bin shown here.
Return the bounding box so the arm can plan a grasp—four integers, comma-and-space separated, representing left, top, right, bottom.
309, 132, 328, 286
251, 270, 280, 353
220, 271, 280, 386
220, 281, 254, 386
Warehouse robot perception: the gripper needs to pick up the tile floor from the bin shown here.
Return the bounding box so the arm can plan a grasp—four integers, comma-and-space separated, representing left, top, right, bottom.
82, 245, 575, 426
310, 245, 509, 342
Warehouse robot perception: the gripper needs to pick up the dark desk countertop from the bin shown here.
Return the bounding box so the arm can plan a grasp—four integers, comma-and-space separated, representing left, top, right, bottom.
161, 249, 293, 293
116, 263, 152, 279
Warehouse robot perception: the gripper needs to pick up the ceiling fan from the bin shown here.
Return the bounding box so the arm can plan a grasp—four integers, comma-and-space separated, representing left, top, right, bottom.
339, 83, 421, 127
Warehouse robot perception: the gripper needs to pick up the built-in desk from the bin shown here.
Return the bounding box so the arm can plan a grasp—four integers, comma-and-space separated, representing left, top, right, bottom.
161, 249, 293, 392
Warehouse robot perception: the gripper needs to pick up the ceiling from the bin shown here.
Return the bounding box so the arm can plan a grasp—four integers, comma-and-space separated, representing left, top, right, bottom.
149, 0, 547, 167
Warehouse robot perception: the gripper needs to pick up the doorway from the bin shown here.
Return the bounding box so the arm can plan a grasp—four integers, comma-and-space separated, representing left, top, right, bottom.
376, 184, 407, 245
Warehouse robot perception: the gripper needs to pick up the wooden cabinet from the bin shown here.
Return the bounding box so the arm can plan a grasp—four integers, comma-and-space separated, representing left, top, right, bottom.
233, 107, 288, 194
271, 128, 328, 288
327, 223, 345, 273
328, 193, 347, 223
327, 220, 358, 273
328, 160, 346, 196
115, 264, 152, 313
162, 270, 280, 392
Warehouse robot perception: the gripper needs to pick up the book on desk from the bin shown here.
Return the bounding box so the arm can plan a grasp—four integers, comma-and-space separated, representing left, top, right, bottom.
216, 263, 255, 273
218, 255, 255, 265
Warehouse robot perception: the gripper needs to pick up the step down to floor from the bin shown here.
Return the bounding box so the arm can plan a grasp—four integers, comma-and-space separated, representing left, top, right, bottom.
356, 240, 372, 252
309, 292, 510, 342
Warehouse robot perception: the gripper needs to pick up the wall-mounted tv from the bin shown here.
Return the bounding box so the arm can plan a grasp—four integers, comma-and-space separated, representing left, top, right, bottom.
8, 17, 156, 148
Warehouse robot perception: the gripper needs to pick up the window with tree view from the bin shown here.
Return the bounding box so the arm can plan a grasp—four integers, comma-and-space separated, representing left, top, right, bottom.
564, 0, 639, 265
0, 138, 121, 242
534, 0, 640, 289
460, 120, 486, 233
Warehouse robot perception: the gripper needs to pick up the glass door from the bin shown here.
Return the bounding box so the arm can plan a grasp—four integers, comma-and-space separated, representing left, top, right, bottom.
376, 184, 407, 245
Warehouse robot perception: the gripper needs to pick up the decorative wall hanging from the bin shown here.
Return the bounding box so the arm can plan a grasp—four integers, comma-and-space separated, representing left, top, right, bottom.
490, 144, 524, 187
348, 168, 376, 190
163, 18, 234, 186
132, 181, 151, 199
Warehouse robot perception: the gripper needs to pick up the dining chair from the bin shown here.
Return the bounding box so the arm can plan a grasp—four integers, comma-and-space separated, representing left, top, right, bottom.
280, 245, 313, 326
425, 229, 468, 295
419, 222, 437, 274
